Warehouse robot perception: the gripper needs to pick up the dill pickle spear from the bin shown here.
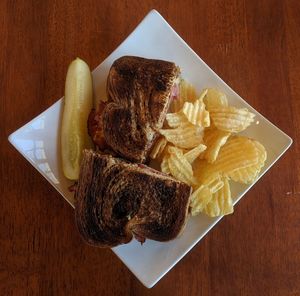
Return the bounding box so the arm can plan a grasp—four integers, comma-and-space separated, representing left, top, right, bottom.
61, 58, 93, 180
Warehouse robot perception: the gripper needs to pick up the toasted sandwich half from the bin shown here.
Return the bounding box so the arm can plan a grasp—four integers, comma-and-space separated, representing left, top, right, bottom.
101, 56, 180, 163
75, 149, 191, 248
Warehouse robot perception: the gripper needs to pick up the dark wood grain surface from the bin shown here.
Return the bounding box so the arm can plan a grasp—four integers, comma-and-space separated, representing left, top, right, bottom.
1, 1, 299, 295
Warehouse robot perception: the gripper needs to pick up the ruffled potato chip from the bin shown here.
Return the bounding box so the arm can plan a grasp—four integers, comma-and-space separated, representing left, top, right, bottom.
159, 122, 204, 149
180, 79, 198, 102
193, 136, 259, 183
208, 177, 224, 193
165, 112, 188, 128
182, 99, 210, 127
214, 136, 259, 173
193, 159, 218, 185
203, 88, 228, 110
204, 177, 233, 217
203, 128, 231, 163
190, 176, 224, 216
150, 137, 167, 159
227, 140, 267, 183
184, 144, 207, 164
170, 79, 198, 112
190, 185, 212, 216
198, 88, 208, 101
210, 107, 255, 133
168, 146, 196, 186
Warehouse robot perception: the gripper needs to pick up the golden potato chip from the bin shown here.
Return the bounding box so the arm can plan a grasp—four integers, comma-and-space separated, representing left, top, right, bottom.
184, 144, 207, 164
180, 79, 198, 102
170, 79, 198, 112
190, 185, 212, 216
228, 166, 258, 184
203, 128, 231, 163
193, 159, 220, 185
210, 106, 255, 133
193, 136, 259, 184
150, 137, 167, 159
168, 147, 196, 186
208, 177, 224, 194
190, 176, 224, 216
160, 153, 171, 175
250, 139, 267, 166
214, 136, 259, 174
198, 88, 208, 101
227, 140, 267, 183
165, 112, 188, 128
168, 145, 185, 157
204, 177, 233, 217
159, 123, 204, 149
182, 99, 210, 127
203, 88, 228, 110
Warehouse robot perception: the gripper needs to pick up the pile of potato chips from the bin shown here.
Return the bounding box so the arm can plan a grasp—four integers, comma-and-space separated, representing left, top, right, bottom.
150, 80, 267, 218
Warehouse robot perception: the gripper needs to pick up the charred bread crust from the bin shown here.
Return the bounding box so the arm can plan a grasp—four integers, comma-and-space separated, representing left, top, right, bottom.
75, 150, 191, 248
103, 56, 180, 163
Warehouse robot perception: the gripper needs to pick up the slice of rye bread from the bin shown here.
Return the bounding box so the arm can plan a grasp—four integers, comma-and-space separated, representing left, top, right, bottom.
75, 149, 192, 248
103, 56, 180, 163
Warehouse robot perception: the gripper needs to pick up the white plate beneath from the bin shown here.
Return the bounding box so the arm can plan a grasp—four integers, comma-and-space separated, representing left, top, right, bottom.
8, 10, 292, 288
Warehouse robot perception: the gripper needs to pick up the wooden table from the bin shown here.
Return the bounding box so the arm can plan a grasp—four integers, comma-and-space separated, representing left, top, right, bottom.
1, 1, 299, 295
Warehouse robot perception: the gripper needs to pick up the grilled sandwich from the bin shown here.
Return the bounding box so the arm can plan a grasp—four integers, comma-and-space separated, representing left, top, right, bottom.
75, 149, 191, 248
101, 56, 180, 163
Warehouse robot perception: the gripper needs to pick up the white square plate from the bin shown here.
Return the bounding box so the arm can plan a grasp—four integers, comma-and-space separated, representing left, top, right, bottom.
9, 10, 292, 288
